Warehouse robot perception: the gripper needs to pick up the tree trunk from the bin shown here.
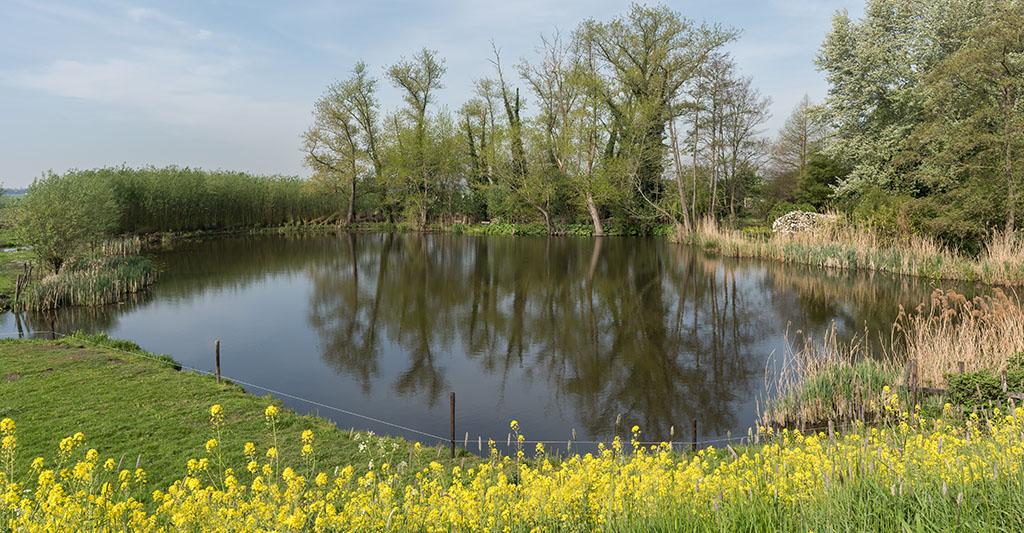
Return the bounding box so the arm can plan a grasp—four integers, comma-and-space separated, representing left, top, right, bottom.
692, 110, 699, 223
347, 156, 357, 225
1006, 118, 1016, 233
585, 192, 604, 237
346, 181, 355, 225
668, 118, 692, 232
539, 207, 553, 235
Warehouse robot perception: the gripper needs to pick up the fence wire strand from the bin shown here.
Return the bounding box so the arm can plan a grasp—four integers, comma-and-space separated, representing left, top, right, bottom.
3, 329, 881, 451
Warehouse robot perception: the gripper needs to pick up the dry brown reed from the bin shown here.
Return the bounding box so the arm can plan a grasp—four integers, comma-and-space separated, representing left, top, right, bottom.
894, 289, 1024, 387
687, 217, 1024, 285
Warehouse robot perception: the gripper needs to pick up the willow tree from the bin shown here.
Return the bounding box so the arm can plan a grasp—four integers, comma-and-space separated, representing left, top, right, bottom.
521, 31, 615, 236
20, 171, 118, 273
584, 4, 737, 219
817, 0, 989, 196
304, 85, 362, 224
388, 48, 447, 229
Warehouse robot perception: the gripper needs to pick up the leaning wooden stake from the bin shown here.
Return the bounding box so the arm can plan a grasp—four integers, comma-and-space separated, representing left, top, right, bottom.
215, 339, 222, 383
908, 358, 919, 408
449, 392, 456, 460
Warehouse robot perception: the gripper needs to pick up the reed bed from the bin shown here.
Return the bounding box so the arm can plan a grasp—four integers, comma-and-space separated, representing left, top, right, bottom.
57, 166, 340, 234
687, 217, 1024, 285
99, 235, 144, 257
16, 255, 156, 311
895, 289, 1024, 387
762, 325, 898, 427
765, 289, 1024, 426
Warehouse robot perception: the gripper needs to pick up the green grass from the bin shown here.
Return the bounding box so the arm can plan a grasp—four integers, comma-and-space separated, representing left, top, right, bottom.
629, 478, 1024, 531
766, 358, 900, 427
0, 334, 458, 490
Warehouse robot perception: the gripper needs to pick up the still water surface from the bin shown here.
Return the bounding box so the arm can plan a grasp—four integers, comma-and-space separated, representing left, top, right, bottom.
2, 233, 953, 446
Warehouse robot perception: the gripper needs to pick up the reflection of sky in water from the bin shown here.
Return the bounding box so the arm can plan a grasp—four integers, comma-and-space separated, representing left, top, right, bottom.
0, 233, 961, 448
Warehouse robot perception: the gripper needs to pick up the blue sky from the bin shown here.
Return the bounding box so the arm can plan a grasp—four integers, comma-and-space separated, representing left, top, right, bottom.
0, 0, 862, 187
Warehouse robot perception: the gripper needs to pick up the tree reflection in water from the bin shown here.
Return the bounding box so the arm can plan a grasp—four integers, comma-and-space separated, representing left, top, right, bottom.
11, 233, 954, 443
304, 233, 940, 441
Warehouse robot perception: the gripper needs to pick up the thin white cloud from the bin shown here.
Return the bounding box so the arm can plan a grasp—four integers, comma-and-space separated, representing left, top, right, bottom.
0, 0, 866, 184
7, 48, 305, 145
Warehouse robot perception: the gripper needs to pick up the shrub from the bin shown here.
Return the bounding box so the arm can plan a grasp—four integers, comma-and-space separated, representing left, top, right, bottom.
19, 171, 119, 273
946, 370, 1003, 411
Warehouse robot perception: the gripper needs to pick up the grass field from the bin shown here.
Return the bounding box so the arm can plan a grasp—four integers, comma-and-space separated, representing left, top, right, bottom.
0, 335, 452, 491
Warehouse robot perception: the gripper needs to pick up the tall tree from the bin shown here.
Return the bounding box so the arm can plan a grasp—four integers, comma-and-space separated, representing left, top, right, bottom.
772, 95, 828, 178
585, 3, 736, 216
304, 85, 362, 224
919, 1, 1024, 231
720, 71, 771, 221
343, 62, 383, 181
817, 0, 987, 195
388, 48, 447, 229
492, 44, 557, 233
521, 31, 614, 236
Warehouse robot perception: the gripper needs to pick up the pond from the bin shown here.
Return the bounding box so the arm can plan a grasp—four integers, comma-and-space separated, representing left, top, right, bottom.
1, 233, 953, 449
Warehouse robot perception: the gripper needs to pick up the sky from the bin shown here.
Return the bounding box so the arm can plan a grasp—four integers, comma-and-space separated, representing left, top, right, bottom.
0, 0, 863, 187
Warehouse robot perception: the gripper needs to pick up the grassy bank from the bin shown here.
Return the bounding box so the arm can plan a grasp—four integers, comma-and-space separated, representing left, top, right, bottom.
0, 334, 449, 491
765, 289, 1024, 427
2, 335, 1024, 529
3, 340, 1024, 529
686, 218, 1024, 285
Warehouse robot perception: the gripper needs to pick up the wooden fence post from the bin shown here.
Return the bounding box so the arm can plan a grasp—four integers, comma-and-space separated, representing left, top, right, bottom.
691, 418, 698, 452
214, 339, 221, 384
449, 392, 456, 460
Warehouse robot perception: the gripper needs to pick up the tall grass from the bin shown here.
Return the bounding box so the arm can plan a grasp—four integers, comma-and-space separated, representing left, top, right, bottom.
687, 217, 1024, 285
765, 289, 1024, 425
62, 166, 340, 234
895, 289, 1024, 387
763, 325, 898, 427
16, 255, 156, 311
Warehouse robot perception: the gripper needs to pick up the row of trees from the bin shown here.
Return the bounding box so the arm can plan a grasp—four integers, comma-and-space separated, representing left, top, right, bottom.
304, 4, 777, 238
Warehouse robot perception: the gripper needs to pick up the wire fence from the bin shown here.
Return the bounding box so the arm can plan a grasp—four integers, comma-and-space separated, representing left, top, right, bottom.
1, 328, 881, 455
